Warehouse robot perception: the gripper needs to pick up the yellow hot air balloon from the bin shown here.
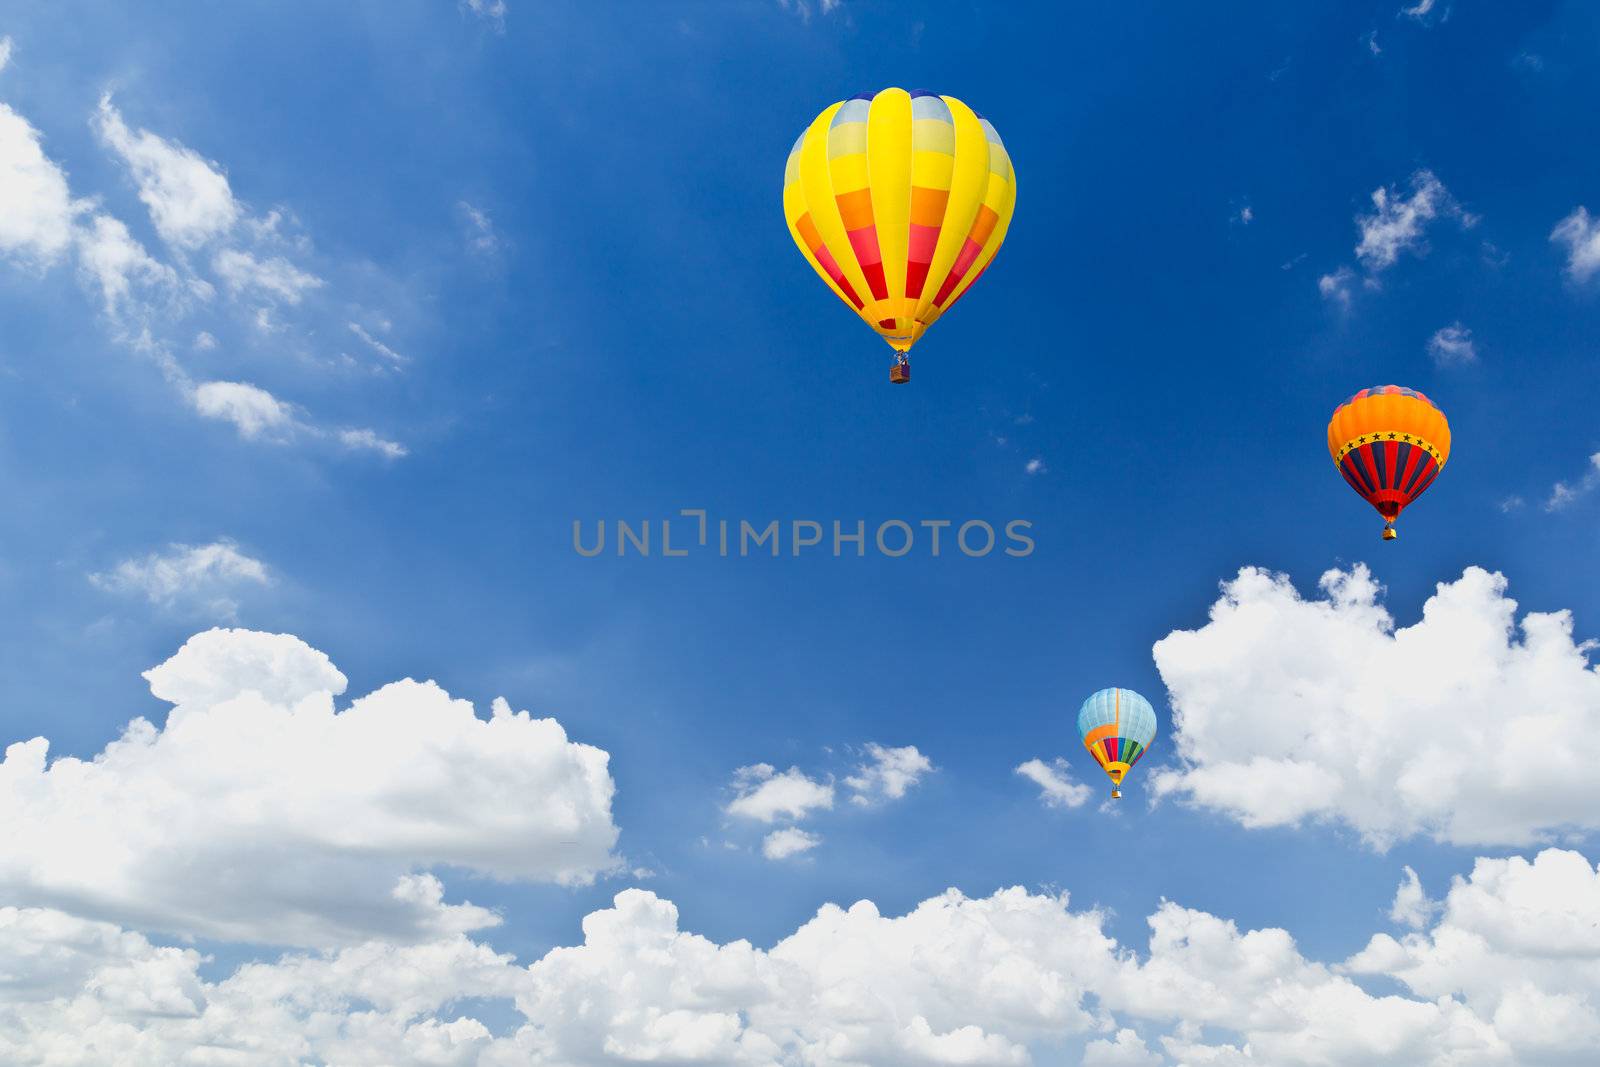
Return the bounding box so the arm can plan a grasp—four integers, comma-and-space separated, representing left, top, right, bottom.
1327, 385, 1452, 540
782, 88, 1016, 383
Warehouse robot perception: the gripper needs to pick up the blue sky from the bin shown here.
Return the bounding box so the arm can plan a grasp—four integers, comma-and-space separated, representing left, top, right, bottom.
2, 2, 1600, 1064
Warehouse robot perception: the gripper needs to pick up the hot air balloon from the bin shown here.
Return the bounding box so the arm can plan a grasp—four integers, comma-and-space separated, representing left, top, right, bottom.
1077, 687, 1157, 801
1327, 385, 1452, 541
782, 88, 1016, 383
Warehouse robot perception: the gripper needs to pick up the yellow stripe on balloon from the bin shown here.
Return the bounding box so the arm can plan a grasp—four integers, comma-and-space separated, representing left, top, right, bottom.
867, 88, 913, 335
914, 96, 991, 326
798, 103, 875, 310
940, 151, 1017, 314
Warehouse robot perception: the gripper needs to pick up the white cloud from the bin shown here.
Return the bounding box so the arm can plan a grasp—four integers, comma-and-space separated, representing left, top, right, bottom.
725, 763, 834, 823
460, 200, 500, 254
189, 379, 298, 440
1551, 206, 1600, 283
0, 103, 77, 266
1400, 0, 1441, 22
338, 426, 408, 459
1389, 866, 1438, 929
0, 35, 12, 73
93, 95, 238, 249
1015, 757, 1094, 809
1346, 849, 1600, 1060
843, 743, 933, 804
1151, 565, 1600, 848
89, 539, 269, 618
349, 321, 407, 363
8, 842, 1600, 1064
762, 827, 821, 860
193, 329, 216, 350
1025, 456, 1048, 475
1363, 30, 1382, 56
779, 0, 843, 19
463, 0, 507, 29
1084, 1028, 1165, 1066
1427, 321, 1476, 365
0, 905, 518, 1066
212, 247, 322, 304
73, 213, 176, 314
1545, 452, 1600, 511
0, 628, 619, 947
1318, 265, 1355, 308
1355, 169, 1470, 272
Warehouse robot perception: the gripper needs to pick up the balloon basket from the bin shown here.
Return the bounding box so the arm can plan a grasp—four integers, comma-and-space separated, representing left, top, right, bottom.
1111, 789, 1122, 800
1382, 526, 1397, 541
890, 363, 910, 385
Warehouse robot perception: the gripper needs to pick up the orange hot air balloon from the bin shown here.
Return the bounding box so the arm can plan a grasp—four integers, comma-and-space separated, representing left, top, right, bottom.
781, 88, 1016, 384
1327, 385, 1452, 540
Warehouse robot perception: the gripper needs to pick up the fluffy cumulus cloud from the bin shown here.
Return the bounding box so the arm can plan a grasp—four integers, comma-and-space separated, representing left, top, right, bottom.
93, 94, 239, 249
761, 827, 821, 860
1346, 849, 1600, 1061
8, 847, 1600, 1064
843, 742, 934, 804
0, 628, 619, 946
1151, 565, 1600, 847
89, 538, 270, 618
1016, 756, 1095, 809
1551, 205, 1600, 283
725, 763, 835, 823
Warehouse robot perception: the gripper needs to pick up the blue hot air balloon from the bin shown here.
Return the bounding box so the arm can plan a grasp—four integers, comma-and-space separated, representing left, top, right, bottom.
1077, 688, 1158, 800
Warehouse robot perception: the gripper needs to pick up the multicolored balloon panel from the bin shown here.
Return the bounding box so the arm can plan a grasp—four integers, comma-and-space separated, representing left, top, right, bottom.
782, 88, 1016, 355
1077, 687, 1158, 792
1326, 385, 1452, 539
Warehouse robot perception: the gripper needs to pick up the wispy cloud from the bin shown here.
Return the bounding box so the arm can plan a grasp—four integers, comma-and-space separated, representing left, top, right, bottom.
1551, 206, 1600, 283
90, 539, 270, 618
460, 201, 500, 255
1399, 0, 1444, 24
1545, 453, 1600, 511
1321, 170, 1472, 308
348, 322, 407, 364
463, 0, 507, 31
93, 95, 239, 250
0, 79, 410, 456
1318, 266, 1356, 309
1354, 170, 1472, 272
1426, 322, 1476, 365
0, 103, 78, 268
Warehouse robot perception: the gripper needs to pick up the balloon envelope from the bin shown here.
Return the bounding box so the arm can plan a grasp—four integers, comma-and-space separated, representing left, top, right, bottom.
1327, 385, 1452, 538
1077, 687, 1157, 789
782, 88, 1016, 356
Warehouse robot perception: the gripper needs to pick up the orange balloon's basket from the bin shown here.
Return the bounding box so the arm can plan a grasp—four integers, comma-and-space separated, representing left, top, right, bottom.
890, 360, 910, 385
1111, 789, 1122, 800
